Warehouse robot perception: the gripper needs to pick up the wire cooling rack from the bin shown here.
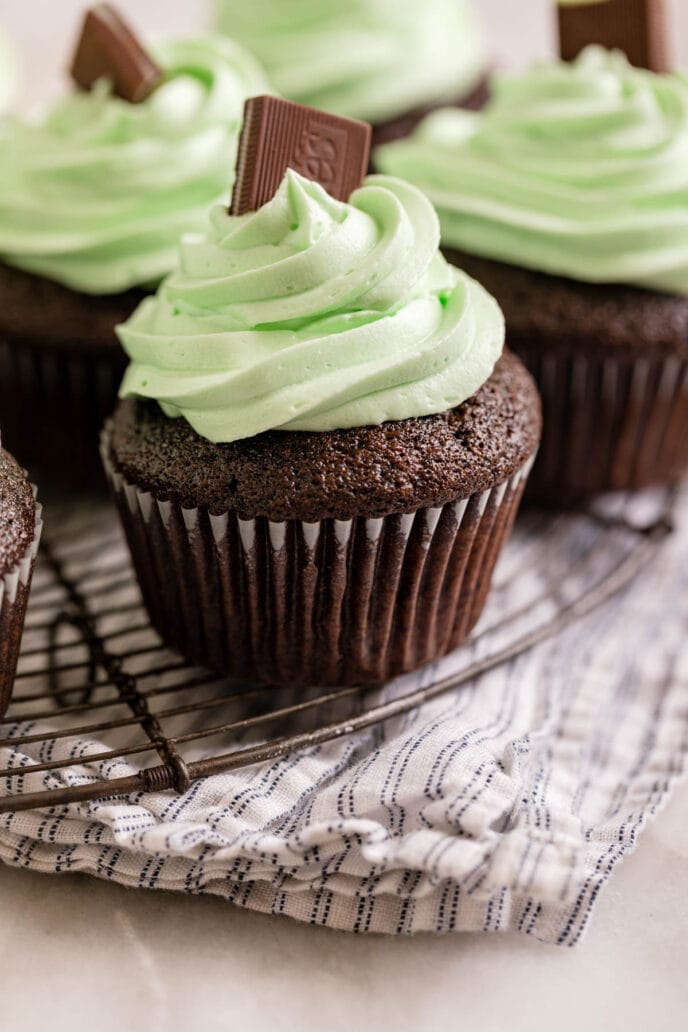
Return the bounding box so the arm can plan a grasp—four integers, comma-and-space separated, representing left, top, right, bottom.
0, 489, 676, 815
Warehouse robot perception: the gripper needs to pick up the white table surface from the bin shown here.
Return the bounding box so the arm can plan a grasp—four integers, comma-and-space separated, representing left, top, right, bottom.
2, 785, 688, 1032
1, 1, 687, 1029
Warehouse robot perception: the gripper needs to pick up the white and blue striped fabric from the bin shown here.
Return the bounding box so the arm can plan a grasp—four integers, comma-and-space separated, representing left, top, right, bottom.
0, 488, 686, 945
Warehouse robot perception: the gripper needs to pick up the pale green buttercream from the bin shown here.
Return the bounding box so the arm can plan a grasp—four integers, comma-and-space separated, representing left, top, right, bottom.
215, 0, 485, 124
118, 171, 504, 442
0, 35, 270, 294
375, 46, 688, 296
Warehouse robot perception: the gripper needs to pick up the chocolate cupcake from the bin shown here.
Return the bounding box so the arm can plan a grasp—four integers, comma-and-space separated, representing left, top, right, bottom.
0, 445, 42, 717
0, 10, 271, 484
103, 165, 540, 687
214, 0, 488, 147
375, 47, 688, 504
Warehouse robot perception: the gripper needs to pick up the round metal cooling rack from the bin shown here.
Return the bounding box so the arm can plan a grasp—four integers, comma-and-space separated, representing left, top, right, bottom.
0, 489, 677, 815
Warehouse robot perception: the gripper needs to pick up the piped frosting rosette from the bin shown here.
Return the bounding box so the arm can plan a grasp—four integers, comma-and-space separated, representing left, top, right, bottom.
0, 35, 271, 294
215, 0, 485, 124
117, 171, 504, 442
375, 46, 688, 295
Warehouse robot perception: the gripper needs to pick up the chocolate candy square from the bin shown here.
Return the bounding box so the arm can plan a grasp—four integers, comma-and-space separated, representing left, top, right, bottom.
557, 0, 670, 73
230, 95, 372, 215
71, 3, 162, 103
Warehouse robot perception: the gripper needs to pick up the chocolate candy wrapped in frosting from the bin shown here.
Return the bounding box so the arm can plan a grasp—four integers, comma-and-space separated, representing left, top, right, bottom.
215, 0, 486, 126
117, 170, 504, 442
375, 46, 688, 296
0, 35, 271, 294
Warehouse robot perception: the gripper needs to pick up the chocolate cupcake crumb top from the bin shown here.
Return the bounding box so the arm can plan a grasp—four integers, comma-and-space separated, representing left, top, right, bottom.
0, 449, 36, 576
109, 351, 540, 522
0, 261, 145, 350
444, 249, 688, 361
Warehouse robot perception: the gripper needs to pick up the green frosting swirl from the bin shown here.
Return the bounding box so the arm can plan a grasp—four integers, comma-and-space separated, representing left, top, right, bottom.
375, 46, 688, 296
0, 35, 270, 294
215, 0, 485, 124
118, 172, 504, 443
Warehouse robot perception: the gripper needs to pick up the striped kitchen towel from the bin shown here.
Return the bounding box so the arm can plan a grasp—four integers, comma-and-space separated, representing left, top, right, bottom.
0, 487, 687, 945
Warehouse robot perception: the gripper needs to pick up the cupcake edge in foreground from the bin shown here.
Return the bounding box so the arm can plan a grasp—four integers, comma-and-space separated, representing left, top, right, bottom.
374, 46, 688, 503
104, 166, 541, 687
0, 447, 42, 717
0, 14, 272, 485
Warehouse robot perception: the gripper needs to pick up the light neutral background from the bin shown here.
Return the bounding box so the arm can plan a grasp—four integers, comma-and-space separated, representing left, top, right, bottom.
3, 0, 688, 109
1, 2, 687, 1030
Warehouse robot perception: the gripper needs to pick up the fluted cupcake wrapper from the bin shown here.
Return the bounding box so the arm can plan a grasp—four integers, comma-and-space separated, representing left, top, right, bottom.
517, 348, 688, 505
0, 336, 126, 484
0, 488, 42, 717
102, 428, 535, 687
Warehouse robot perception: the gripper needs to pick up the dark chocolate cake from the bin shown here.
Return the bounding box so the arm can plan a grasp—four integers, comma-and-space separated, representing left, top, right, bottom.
444, 250, 688, 362
0, 447, 36, 576
109, 352, 540, 522
0, 446, 40, 716
0, 262, 141, 484
444, 249, 688, 503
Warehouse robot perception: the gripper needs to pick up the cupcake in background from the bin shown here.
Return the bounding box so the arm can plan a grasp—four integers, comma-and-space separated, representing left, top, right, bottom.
0, 441, 42, 718
0, 25, 16, 114
214, 0, 487, 146
376, 46, 688, 504
0, 6, 271, 485
103, 137, 540, 687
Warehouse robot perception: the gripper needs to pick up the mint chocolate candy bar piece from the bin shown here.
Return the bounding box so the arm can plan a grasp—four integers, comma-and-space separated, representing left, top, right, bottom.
230, 95, 372, 215
71, 3, 162, 103
557, 0, 670, 72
